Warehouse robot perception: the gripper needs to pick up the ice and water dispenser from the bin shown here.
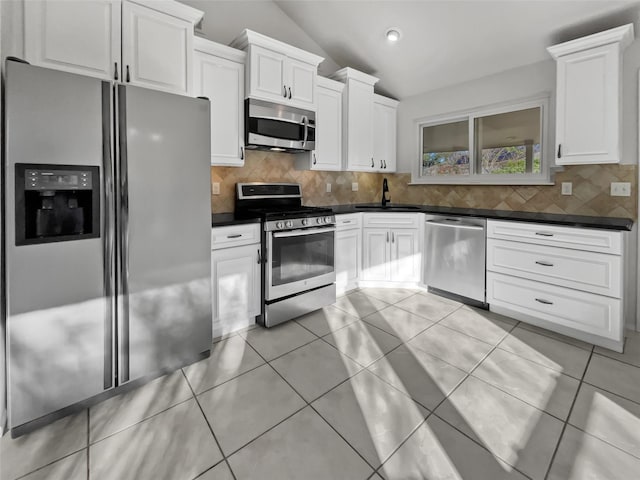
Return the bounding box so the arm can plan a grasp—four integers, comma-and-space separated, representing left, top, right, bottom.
15, 164, 100, 245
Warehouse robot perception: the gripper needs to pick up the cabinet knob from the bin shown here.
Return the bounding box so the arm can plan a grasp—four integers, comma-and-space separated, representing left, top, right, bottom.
557, 144, 562, 159
126, 65, 130, 83
240, 146, 244, 160
380, 160, 383, 169
283, 85, 287, 98
313, 152, 317, 165
383, 160, 387, 169
257, 249, 261, 264
114, 62, 119, 81
371, 158, 374, 168
288, 86, 292, 99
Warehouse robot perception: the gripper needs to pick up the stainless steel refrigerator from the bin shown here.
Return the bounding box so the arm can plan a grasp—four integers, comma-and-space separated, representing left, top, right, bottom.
4, 60, 212, 436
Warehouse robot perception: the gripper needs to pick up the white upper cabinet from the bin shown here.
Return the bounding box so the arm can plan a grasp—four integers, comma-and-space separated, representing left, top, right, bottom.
373, 94, 399, 172
296, 76, 343, 171
547, 24, 634, 165
330, 68, 378, 171
25, 0, 121, 80
193, 37, 246, 166
24, 0, 203, 95
230, 30, 324, 111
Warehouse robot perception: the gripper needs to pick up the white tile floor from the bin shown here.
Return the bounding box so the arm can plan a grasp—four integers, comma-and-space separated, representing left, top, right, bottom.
3, 288, 640, 480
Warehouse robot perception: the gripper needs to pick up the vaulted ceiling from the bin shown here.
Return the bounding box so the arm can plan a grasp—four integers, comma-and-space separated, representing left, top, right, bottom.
184, 1, 640, 100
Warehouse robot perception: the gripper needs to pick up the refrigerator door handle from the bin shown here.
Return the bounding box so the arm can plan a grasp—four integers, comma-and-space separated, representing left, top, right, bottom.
102, 81, 115, 390
117, 84, 131, 383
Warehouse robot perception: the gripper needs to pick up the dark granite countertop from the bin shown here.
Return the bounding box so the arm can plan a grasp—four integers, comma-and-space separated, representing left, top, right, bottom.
211, 213, 261, 227
329, 204, 633, 231
212, 205, 633, 231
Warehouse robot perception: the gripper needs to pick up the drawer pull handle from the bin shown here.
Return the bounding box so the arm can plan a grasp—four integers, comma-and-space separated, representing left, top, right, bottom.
535, 260, 554, 267
535, 298, 554, 305
342, 220, 351, 224
257, 249, 261, 264
227, 234, 242, 239
535, 232, 554, 237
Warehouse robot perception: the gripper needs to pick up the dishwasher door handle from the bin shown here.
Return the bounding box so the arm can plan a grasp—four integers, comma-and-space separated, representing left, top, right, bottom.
426, 220, 485, 231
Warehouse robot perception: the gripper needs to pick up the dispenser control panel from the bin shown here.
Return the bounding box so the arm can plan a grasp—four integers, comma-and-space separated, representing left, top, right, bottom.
24, 169, 93, 190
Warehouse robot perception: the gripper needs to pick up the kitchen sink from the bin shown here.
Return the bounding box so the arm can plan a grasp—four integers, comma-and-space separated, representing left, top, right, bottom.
354, 205, 422, 210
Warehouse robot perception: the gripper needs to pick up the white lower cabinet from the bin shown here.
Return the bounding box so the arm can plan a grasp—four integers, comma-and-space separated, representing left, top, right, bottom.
335, 214, 361, 294
486, 219, 625, 352
211, 224, 261, 339
361, 213, 421, 284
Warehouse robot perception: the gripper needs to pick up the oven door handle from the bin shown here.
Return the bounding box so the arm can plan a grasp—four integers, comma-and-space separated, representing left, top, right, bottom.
273, 226, 336, 238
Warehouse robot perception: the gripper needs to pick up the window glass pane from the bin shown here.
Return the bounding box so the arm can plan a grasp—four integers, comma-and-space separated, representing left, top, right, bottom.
421, 120, 469, 176
475, 107, 541, 175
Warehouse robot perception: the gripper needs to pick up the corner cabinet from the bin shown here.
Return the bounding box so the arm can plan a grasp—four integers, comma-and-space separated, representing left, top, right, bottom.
330, 68, 398, 172
373, 94, 399, 172
193, 37, 246, 166
24, 0, 203, 95
361, 213, 422, 285
230, 30, 323, 111
296, 76, 344, 171
211, 224, 261, 339
547, 24, 634, 165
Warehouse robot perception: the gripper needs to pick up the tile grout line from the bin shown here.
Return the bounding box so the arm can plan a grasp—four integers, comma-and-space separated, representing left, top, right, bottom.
180, 368, 239, 480
543, 346, 595, 480
243, 338, 381, 474
12, 448, 89, 480
371, 319, 536, 480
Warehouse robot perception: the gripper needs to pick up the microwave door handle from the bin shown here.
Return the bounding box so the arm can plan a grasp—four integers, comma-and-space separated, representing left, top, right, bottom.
302, 115, 308, 147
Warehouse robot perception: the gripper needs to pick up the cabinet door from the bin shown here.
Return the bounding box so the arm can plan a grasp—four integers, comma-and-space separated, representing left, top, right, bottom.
335, 228, 361, 291
287, 57, 316, 108
24, 0, 121, 81
345, 80, 374, 171
390, 229, 421, 282
248, 45, 287, 102
555, 43, 619, 164
211, 244, 261, 339
313, 85, 342, 170
374, 101, 397, 172
122, 1, 192, 95
194, 51, 245, 166
361, 229, 389, 281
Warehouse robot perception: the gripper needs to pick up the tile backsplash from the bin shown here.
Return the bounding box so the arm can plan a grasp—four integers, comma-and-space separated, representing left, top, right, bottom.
211, 151, 637, 219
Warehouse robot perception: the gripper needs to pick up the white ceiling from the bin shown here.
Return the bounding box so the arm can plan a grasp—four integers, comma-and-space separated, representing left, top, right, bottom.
184, 1, 640, 100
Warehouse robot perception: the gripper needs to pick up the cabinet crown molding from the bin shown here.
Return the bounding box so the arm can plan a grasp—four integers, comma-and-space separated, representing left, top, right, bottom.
547, 23, 634, 59
126, 0, 203, 23
374, 93, 399, 108
229, 29, 324, 66
194, 36, 246, 63
330, 67, 379, 86
317, 75, 345, 92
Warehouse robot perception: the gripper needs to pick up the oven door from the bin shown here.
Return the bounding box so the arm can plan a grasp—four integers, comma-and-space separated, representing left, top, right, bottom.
267, 226, 335, 300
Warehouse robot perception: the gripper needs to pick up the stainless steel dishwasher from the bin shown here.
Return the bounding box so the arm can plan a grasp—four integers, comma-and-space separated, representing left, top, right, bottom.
425, 214, 487, 306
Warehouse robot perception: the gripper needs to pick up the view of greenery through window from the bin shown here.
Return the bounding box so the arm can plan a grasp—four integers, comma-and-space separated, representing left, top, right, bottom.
420, 104, 543, 181
480, 144, 541, 174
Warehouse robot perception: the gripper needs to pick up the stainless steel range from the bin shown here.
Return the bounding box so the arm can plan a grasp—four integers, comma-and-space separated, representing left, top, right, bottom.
235, 183, 336, 327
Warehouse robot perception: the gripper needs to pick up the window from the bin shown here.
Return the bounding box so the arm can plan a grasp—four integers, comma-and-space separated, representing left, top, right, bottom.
414, 97, 550, 185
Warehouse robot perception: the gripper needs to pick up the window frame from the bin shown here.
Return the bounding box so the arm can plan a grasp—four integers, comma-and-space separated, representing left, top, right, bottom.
411, 95, 552, 185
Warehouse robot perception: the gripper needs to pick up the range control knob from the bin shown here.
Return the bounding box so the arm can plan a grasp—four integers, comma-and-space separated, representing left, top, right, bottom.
316, 217, 323, 224
324, 216, 332, 223
276, 222, 284, 229
285, 220, 293, 228
302, 219, 309, 226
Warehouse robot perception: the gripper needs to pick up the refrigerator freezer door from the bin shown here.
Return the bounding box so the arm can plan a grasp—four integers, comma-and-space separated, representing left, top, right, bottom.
4, 62, 113, 428
117, 85, 212, 383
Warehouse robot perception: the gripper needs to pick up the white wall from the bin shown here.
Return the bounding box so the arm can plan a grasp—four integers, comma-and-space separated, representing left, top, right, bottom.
397, 37, 640, 174
178, 0, 341, 76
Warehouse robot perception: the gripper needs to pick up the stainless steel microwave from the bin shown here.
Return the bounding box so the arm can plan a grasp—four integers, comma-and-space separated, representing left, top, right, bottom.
245, 98, 316, 153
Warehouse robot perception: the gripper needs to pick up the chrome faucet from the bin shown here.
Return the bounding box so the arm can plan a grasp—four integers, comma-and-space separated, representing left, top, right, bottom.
381, 178, 390, 207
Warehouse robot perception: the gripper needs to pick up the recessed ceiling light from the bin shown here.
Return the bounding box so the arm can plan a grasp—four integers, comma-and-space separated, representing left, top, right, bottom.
386, 28, 401, 42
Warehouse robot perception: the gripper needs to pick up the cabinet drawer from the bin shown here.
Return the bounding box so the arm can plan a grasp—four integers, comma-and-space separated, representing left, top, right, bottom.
212, 223, 261, 250
487, 220, 622, 255
336, 213, 361, 230
487, 272, 621, 341
363, 213, 421, 229
487, 239, 621, 297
